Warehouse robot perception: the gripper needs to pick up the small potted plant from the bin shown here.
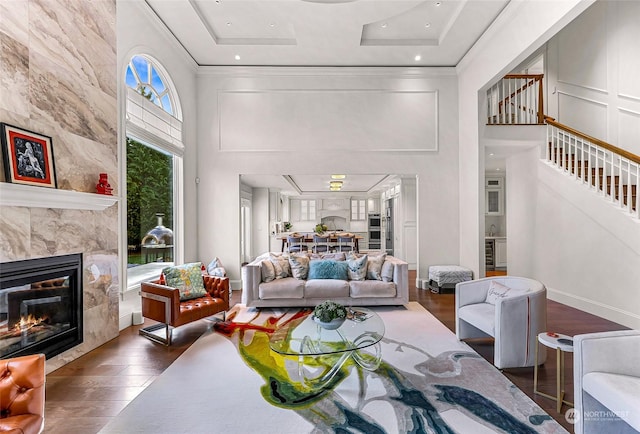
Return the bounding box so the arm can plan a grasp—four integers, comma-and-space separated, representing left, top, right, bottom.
312, 300, 347, 330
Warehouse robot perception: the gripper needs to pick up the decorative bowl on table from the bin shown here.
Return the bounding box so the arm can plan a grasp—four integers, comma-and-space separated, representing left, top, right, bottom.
313, 301, 347, 329
312, 316, 346, 330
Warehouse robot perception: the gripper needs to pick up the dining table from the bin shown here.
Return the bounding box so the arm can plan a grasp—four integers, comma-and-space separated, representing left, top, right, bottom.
278, 234, 362, 253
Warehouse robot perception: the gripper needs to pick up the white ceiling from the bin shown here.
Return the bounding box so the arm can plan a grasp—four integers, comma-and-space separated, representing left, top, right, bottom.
146, 0, 509, 67
240, 174, 398, 196
147, 0, 511, 191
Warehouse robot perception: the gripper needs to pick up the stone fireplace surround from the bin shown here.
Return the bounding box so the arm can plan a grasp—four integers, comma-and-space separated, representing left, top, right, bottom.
0, 187, 120, 373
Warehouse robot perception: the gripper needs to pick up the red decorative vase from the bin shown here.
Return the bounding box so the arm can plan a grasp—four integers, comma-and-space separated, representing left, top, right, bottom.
96, 173, 113, 195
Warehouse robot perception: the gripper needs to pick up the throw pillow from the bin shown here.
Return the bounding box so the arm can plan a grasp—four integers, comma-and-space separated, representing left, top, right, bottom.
162, 262, 207, 301
347, 254, 368, 281
261, 260, 276, 283
381, 260, 394, 282
288, 254, 310, 280
308, 260, 348, 280
485, 280, 511, 305
269, 254, 290, 279
206, 257, 226, 276
366, 253, 387, 280
309, 252, 346, 261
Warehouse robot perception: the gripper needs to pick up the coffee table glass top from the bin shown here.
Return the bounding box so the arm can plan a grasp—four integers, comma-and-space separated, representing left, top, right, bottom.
269, 307, 385, 356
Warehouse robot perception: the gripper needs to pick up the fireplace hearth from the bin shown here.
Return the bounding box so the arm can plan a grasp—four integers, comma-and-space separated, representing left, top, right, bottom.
0, 254, 83, 359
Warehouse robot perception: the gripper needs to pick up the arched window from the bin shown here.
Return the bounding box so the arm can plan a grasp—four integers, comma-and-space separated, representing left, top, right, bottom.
123, 54, 184, 291
125, 55, 175, 116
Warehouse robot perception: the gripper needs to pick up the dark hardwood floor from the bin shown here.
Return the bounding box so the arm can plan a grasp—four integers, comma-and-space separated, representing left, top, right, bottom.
44, 271, 626, 433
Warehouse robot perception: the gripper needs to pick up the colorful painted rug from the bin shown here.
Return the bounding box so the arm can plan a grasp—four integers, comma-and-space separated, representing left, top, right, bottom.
100, 303, 567, 433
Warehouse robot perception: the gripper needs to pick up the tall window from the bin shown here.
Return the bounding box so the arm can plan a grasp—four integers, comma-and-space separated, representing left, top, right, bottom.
124, 55, 183, 289
126, 138, 174, 265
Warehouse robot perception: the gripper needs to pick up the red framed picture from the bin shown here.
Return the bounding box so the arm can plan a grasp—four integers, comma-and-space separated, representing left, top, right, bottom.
1, 123, 57, 188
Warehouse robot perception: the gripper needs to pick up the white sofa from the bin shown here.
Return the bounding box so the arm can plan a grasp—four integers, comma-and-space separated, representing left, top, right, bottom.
574, 330, 640, 434
241, 253, 408, 308
455, 276, 547, 369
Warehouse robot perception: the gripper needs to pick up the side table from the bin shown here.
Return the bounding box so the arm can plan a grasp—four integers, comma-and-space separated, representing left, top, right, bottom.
534, 332, 574, 412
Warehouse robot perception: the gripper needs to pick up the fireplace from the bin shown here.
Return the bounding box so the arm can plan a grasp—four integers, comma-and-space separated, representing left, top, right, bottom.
0, 254, 83, 359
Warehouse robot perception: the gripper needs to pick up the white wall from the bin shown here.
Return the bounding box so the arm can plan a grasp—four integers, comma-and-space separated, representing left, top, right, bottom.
251, 188, 270, 257
546, 0, 640, 157
196, 67, 460, 286
117, 0, 199, 263
502, 0, 640, 329
507, 148, 640, 329
457, 0, 594, 278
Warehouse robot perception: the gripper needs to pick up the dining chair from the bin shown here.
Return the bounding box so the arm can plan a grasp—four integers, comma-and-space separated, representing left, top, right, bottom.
335, 235, 355, 253
287, 235, 308, 254
312, 234, 331, 253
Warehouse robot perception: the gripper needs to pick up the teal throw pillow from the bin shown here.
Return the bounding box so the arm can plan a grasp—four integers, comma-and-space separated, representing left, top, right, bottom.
163, 262, 207, 301
347, 254, 368, 281
308, 260, 348, 280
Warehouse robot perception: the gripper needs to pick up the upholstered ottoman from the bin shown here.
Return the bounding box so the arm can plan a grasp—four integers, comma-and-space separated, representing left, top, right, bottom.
428, 265, 473, 293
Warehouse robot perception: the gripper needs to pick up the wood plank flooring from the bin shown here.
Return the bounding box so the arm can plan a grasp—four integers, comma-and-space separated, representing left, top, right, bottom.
44, 272, 626, 433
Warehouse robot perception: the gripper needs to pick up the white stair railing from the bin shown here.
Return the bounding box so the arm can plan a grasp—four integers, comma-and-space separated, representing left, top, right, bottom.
487, 74, 544, 125
546, 118, 639, 220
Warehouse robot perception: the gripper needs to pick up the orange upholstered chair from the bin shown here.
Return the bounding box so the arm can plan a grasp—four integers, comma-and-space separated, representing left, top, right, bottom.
140, 275, 229, 345
0, 354, 46, 434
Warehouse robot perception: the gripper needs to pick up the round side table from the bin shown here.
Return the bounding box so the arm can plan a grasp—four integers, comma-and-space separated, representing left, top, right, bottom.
534, 332, 574, 412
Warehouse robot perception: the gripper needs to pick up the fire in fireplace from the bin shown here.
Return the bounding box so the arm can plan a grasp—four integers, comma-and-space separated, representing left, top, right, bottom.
0, 254, 83, 359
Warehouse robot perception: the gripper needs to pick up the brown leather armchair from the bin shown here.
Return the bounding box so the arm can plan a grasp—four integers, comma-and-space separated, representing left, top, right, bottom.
140, 275, 230, 345
0, 354, 45, 434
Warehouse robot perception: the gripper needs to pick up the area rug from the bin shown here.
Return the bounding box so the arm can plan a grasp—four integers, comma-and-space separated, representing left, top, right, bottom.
99, 303, 567, 433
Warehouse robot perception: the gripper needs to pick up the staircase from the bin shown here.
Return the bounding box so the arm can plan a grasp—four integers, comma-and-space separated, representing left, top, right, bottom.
487, 74, 639, 220
546, 117, 639, 219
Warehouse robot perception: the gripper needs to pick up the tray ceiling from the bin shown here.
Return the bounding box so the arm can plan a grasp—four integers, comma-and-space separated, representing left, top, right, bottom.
145, 0, 509, 66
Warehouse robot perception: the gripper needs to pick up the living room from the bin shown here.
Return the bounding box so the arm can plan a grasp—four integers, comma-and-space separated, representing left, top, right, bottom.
1, 0, 639, 433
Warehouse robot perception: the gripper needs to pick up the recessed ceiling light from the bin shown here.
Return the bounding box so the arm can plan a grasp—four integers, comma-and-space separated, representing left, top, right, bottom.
414, 55, 422, 61
331, 174, 346, 179
269, 23, 276, 27
226, 21, 232, 26
329, 181, 343, 188
489, 153, 494, 156
425, 23, 431, 28
330, 187, 341, 191
496, 168, 501, 171
435, 2, 441, 6
234, 54, 240, 60
381, 22, 388, 28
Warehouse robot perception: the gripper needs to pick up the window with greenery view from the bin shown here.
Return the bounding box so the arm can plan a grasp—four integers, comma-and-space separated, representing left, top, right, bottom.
126, 137, 173, 265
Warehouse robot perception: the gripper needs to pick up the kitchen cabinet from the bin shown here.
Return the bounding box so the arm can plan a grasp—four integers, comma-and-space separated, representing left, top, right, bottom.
367, 197, 380, 213
485, 176, 504, 216
495, 238, 507, 268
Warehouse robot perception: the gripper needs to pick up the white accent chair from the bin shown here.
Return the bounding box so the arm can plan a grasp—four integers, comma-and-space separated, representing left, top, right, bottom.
573, 330, 640, 434
455, 276, 547, 369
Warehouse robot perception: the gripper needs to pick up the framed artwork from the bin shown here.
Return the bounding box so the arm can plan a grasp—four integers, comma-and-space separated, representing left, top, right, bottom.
1, 123, 57, 188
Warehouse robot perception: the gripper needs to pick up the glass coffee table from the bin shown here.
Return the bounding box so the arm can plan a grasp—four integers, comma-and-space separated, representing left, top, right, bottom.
270, 308, 385, 388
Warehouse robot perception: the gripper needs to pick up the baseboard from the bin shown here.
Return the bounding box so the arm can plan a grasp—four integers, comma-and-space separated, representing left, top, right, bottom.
547, 287, 640, 330
119, 312, 133, 331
